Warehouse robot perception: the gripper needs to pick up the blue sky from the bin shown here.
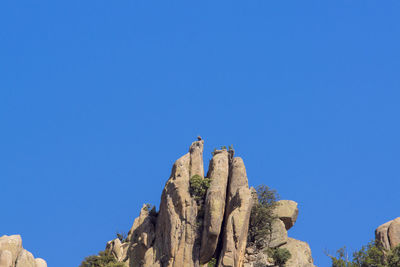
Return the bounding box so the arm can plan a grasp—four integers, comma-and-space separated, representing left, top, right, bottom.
1, 1, 400, 266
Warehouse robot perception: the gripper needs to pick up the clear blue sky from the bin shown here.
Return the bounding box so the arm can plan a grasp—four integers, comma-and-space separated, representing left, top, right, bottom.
1, 1, 399, 266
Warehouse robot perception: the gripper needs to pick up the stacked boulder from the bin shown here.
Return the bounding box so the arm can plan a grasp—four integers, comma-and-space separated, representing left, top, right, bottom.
375, 217, 400, 251
0, 235, 47, 267
105, 139, 314, 267
243, 200, 315, 267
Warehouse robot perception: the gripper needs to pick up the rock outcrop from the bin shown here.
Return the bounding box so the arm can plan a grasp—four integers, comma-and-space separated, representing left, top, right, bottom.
200, 150, 230, 264
218, 158, 253, 267
104, 139, 315, 267
243, 200, 314, 267
376, 217, 400, 250
0, 235, 47, 267
274, 200, 298, 231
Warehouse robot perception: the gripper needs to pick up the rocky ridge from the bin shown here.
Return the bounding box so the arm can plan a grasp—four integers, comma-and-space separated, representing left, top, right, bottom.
105, 139, 315, 267
0, 235, 47, 267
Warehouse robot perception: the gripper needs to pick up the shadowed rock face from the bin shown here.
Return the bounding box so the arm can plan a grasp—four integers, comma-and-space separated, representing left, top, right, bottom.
104, 139, 315, 267
0, 235, 47, 267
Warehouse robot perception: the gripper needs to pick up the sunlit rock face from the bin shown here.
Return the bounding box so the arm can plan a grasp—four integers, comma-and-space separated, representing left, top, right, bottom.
104, 139, 315, 267
0, 235, 47, 267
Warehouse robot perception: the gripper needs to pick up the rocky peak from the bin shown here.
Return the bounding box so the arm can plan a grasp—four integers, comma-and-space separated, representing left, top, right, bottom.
105, 139, 315, 267
0, 235, 47, 267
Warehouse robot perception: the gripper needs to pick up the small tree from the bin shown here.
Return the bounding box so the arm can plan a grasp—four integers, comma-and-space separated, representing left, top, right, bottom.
327, 241, 390, 267
247, 185, 279, 248
189, 175, 211, 202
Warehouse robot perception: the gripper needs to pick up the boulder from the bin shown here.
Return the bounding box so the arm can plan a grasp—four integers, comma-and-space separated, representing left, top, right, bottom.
218, 157, 253, 267
34, 259, 47, 267
106, 238, 126, 262
375, 220, 393, 250
0, 250, 13, 267
388, 217, 400, 249
375, 217, 400, 250
200, 150, 230, 264
267, 219, 288, 248
274, 200, 298, 230
281, 238, 315, 267
0, 235, 22, 265
15, 249, 35, 267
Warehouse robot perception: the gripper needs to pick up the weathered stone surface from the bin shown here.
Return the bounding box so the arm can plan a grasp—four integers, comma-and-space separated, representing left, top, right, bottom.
200, 150, 230, 264
125, 204, 157, 267
267, 219, 288, 248
0, 250, 13, 267
152, 140, 204, 267
106, 238, 125, 262
102, 139, 316, 267
218, 157, 253, 267
388, 217, 400, 249
189, 140, 204, 178
281, 238, 315, 267
34, 258, 47, 267
375, 220, 392, 250
274, 200, 298, 230
375, 217, 400, 250
128, 204, 156, 248
15, 249, 35, 267
0, 235, 22, 266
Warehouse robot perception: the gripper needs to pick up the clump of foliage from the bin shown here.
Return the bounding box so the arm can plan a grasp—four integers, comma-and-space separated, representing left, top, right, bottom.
116, 232, 128, 243
207, 257, 217, 267
79, 250, 125, 267
189, 174, 211, 202
271, 247, 291, 267
211, 144, 234, 156
327, 241, 400, 267
387, 245, 400, 267
247, 185, 279, 248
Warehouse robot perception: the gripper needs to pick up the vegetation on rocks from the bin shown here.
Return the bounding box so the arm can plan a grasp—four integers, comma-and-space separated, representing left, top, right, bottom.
271, 247, 292, 266
207, 257, 217, 267
248, 185, 279, 248
189, 174, 211, 202
328, 241, 400, 267
79, 251, 125, 267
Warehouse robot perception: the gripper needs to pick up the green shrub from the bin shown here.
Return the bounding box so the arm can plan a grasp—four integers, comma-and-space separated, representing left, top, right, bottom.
327, 241, 391, 267
189, 175, 211, 202
207, 257, 217, 267
247, 185, 279, 248
79, 250, 125, 267
387, 245, 400, 267
272, 248, 291, 267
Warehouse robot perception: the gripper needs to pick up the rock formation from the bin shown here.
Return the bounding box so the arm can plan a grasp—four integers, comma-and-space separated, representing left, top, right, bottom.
0, 235, 47, 267
376, 217, 400, 250
243, 194, 314, 267
105, 139, 315, 267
